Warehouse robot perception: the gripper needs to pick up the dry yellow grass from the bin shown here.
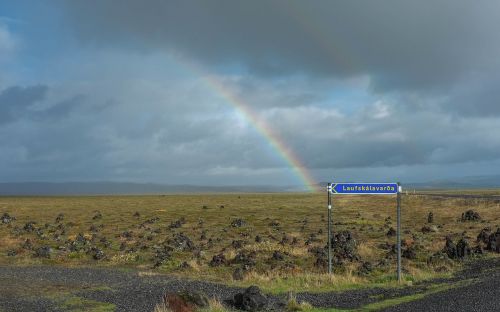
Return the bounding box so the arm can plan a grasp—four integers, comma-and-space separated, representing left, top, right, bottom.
0, 192, 499, 292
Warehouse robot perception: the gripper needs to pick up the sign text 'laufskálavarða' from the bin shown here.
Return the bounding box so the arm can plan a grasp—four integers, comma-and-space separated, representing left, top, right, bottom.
330, 183, 399, 195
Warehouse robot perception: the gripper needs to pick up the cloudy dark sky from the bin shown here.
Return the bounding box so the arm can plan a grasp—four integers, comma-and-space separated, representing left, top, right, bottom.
1, 1, 500, 188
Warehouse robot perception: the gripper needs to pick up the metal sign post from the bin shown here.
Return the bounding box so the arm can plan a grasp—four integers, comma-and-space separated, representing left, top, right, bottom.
327, 183, 332, 274
396, 182, 402, 283
328, 181, 402, 282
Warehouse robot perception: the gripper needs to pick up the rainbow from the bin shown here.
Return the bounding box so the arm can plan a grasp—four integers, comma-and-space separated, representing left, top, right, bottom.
174, 57, 317, 192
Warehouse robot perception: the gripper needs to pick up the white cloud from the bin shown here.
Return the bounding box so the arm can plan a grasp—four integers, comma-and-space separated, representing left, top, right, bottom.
0, 22, 16, 61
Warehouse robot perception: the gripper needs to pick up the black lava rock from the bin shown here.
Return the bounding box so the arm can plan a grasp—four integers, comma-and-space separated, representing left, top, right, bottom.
92, 211, 103, 220
209, 253, 227, 267
444, 236, 472, 259
23, 222, 36, 232
427, 212, 434, 223
477, 227, 491, 244
231, 219, 246, 228
233, 267, 245, 280
7, 250, 17, 257
21, 239, 33, 250
456, 238, 472, 258
358, 261, 373, 275
55, 213, 64, 223
153, 246, 173, 267
1, 213, 14, 224
486, 228, 500, 253
402, 246, 417, 259
461, 210, 481, 222
232, 286, 268, 311
269, 220, 280, 227
232, 251, 257, 268
271, 250, 285, 261
329, 231, 359, 264
170, 233, 194, 251
169, 218, 185, 229
232, 240, 245, 249
35, 246, 53, 258
91, 247, 105, 260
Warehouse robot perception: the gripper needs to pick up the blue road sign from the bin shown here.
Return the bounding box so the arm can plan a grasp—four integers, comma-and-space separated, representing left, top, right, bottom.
330, 183, 399, 195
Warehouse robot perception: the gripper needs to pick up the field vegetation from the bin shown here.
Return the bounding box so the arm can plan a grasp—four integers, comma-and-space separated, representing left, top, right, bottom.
1, 192, 499, 294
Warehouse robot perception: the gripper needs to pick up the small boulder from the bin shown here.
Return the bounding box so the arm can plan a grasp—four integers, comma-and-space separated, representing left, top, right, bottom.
231, 219, 246, 228
402, 246, 417, 259
232, 240, 245, 249
209, 253, 227, 267
444, 236, 472, 259
92, 211, 103, 220
232, 286, 268, 311
179, 261, 191, 269
170, 233, 195, 251
22, 239, 33, 250
153, 246, 172, 267
169, 218, 186, 229
486, 228, 500, 253
386, 227, 396, 237
421, 225, 438, 234
121, 230, 133, 239
55, 213, 64, 223
23, 222, 36, 232
456, 238, 472, 258
477, 227, 491, 244
271, 250, 285, 261
329, 231, 359, 264
269, 220, 280, 227
35, 246, 53, 258
461, 210, 480, 222
7, 250, 17, 257
427, 212, 434, 223
233, 267, 245, 280
1, 213, 14, 224
232, 251, 257, 268
91, 247, 105, 260
358, 261, 373, 275
443, 236, 458, 259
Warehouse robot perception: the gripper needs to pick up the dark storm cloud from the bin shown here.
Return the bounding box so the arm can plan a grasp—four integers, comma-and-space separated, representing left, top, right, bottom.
443, 76, 500, 117
2, 1, 500, 185
58, 0, 500, 93
0, 85, 85, 124
0, 85, 48, 124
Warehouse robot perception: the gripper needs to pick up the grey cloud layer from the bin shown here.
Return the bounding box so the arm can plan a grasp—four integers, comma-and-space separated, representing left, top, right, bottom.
59, 0, 500, 93
1, 1, 499, 184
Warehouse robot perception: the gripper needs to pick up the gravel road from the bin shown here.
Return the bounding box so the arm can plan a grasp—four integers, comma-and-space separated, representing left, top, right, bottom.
0, 258, 498, 311
383, 269, 500, 312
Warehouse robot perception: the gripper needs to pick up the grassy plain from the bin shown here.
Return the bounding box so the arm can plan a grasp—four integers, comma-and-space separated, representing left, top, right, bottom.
0, 192, 499, 293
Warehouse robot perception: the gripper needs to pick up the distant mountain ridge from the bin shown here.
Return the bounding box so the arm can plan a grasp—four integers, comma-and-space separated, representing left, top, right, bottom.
0, 181, 303, 195
405, 175, 500, 189
1, 175, 499, 195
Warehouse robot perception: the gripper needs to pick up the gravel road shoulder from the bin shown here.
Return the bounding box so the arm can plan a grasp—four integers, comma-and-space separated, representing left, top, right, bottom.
0, 258, 498, 311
